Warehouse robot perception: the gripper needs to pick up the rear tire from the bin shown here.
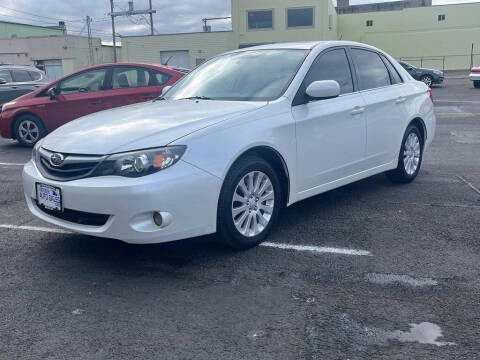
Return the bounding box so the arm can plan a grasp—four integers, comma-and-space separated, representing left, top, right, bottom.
474, 80, 480, 89
387, 125, 424, 184
217, 156, 281, 250
14, 114, 46, 147
421, 75, 433, 87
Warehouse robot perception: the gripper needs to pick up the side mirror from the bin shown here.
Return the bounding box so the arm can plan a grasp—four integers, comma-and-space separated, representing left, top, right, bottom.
47, 87, 57, 100
305, 80, 340, 100
161, 86, 172, 96
0, 78, 7, 85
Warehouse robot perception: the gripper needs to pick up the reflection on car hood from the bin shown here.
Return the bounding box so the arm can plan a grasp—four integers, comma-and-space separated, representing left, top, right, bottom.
41, 99, 267, 154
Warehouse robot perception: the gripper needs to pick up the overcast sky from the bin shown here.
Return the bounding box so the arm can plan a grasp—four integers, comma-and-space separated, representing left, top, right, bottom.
0, 0, 478, 43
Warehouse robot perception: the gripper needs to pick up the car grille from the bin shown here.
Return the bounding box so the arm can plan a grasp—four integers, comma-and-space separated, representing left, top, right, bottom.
36, 203, 110, 226
36, 147, 106, 181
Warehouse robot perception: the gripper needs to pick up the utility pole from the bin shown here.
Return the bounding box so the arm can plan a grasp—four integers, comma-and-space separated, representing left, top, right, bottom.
110, 0, 117, 63
109, 0, 157, 62
149, 0, 154, 36
86, 16, 94, 66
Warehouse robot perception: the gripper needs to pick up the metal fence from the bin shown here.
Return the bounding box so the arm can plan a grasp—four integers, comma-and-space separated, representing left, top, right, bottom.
398, 53, 480, 72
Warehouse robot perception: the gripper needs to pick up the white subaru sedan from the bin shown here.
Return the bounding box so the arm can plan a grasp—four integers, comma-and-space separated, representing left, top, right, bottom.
23, 41, 436, 249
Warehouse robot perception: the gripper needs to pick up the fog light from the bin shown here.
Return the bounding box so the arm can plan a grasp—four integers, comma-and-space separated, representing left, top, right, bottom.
153, 211, 163, 227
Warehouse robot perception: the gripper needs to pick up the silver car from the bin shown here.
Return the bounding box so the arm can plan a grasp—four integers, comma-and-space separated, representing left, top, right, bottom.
0, 65, 48, 106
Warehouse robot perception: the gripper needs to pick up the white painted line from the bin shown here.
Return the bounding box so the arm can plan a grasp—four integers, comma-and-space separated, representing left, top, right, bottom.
0, 162, 25, 167
0, 224, 70, 234
261, 242, 372, 256
457, 175, 480, 195
0, 224, 372, 256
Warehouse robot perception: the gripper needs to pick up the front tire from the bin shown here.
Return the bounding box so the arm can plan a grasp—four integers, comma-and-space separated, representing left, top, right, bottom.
387, 125, 424, 184
14, 114, 46, 147
420, 75, 433, 87
474, 80, 480, 89
217, 156, 281, 250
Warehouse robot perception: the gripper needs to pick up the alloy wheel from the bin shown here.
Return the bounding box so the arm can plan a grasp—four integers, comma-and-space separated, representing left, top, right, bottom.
421, 76, 433, 87
403, 132, 421, 175
231, 171, 275, 237
18, 120, 40, 145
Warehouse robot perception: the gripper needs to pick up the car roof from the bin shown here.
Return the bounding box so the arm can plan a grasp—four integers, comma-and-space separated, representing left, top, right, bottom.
225, 41, 385, 55
0, 64, 44, 72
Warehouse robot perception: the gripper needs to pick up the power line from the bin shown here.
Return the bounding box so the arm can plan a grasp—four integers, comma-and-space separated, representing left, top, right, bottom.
0, 4, 82, 22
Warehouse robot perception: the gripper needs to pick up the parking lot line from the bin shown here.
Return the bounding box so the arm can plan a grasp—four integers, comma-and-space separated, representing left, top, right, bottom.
260, 242, 372, 256
0, 224, 372, 256
456, 175, 480, 195
0, 162, 25, 166
434, 99, 480, 104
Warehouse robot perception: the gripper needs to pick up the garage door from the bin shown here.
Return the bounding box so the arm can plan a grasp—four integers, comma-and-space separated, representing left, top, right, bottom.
43, 60, 63, 81
160, 50, 190, 70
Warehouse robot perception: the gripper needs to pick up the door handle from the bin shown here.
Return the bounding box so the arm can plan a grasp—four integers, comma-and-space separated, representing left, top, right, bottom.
395, 96, 407, 104
10, 86, 18, 89
351, 106, 365, 115
90, 100, 102, 105
141, 95, 155, 100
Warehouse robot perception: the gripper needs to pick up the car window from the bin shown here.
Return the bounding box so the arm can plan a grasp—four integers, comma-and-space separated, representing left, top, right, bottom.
28, 71, 42, 81
303, 48, 354, 96
351, 49, 391, 90
381, 55, 403, 84
59, 68, 108, 95
153, 71, 171, 85
112, 67, 152, 89
0, 69, 13, 83
12, 70, 31, 82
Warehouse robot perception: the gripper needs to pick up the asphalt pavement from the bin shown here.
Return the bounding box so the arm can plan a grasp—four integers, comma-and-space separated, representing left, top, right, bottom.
0, 77, 479, 359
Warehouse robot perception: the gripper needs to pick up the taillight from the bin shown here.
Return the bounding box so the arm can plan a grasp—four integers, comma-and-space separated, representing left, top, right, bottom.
471, 68, 480, 73
427, 89, 433, 102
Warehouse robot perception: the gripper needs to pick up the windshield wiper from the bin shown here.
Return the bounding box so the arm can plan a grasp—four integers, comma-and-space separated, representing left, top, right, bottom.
180, 96, 214, 101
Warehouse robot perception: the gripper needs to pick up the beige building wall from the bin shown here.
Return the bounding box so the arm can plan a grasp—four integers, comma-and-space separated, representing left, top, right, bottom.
231, 0, 337, 46
338, 3, 480, 70
0, 21, 63, 39
0, 35, 116, 78
120, 31, 235, 69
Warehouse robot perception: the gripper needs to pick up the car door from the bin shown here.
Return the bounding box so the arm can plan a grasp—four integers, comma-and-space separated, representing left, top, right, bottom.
350, 48, 408, 168
101, 66, 164, 110
11, 69, 44, 98
292, 48, 367, 193
45, 67, 108, 131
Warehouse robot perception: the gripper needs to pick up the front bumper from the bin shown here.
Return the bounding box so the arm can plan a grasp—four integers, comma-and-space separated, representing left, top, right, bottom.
23, 159, 222, 244
433, 75, 444, 84
0, 110, 13, 139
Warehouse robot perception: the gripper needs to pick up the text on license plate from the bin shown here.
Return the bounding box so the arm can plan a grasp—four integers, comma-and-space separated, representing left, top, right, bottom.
36, 183, 62, 212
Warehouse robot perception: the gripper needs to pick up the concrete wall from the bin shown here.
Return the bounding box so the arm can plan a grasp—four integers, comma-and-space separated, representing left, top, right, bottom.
0, 21, 63, 39
231, 0, 337, 47
120, 31, 235, 69
0, 35, 115, 78
338, 3, 480, 70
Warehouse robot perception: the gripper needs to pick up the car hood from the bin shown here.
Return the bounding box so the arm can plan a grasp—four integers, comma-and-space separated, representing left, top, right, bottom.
41, 99, 267, 154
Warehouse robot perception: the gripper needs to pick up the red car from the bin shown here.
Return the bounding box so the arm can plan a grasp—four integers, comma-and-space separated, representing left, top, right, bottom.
0, 63, 184, 146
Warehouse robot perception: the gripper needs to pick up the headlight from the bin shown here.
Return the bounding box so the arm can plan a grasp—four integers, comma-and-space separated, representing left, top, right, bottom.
91, 146, 186, 178
32, 139, 43, 162
1, 101, 16, 112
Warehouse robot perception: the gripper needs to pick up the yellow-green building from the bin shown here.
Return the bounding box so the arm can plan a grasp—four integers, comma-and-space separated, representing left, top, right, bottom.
119, 0, 480, 70
0, 20, 65, 39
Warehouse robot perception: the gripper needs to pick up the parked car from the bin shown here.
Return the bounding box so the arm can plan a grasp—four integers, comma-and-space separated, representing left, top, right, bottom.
470, 66, 480, 88
0, 64, 49, 107
23, 41, 435, 249
0, 63, 184, 146
399, 61, 444, 86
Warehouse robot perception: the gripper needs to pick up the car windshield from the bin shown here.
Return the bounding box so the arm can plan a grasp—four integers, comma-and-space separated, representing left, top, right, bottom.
164, 49, 308, 102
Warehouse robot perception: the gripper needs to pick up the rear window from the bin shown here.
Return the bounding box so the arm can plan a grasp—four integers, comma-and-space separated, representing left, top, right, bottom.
12, 70, 31, 82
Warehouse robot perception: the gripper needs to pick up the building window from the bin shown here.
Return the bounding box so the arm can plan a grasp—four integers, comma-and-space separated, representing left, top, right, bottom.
247, 10, 273, 30
287, 7, 314, 28
438, 14, 445, 21
366, 20, 373, 27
